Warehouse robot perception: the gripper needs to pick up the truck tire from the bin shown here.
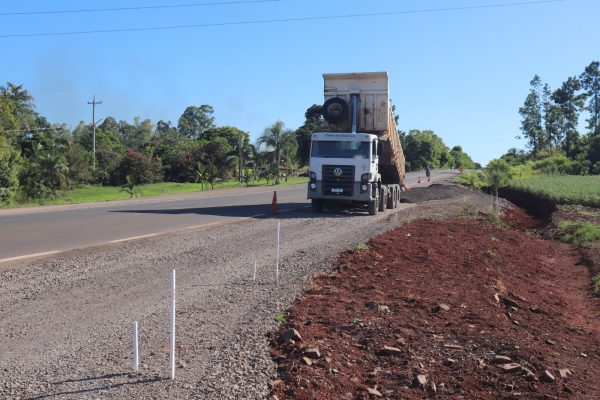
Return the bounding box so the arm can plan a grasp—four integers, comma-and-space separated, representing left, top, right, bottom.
387, 186, 395, 209
368, 189, 379, 215
322, 97, 348, 124
311, 199, 324, 213
378, 187, 387, 212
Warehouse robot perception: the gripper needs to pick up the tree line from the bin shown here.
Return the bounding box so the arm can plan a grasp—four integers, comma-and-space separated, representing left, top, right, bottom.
1, 83, 476, 206
0, 84, 305, 205
294, 103, 478, 173
515, 60, 599, 174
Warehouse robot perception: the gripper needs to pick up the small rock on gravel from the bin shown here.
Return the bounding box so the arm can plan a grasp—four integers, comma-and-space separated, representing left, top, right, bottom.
493, 355, 512, 363
432, 303, 450, 313
412, 374, 427, 389
540, 370, 555, 382
304, 348, 321, 359
379, 346, 403, 356
278, 328, 302, 343
301, 357, 312, 366
558, 368, 572, 378
501, 297, 519, 308
498, 363, 522, 373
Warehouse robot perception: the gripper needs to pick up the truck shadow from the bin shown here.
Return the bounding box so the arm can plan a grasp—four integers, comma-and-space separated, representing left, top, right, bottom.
110, 202, 373, 219
26, 373, 161, 400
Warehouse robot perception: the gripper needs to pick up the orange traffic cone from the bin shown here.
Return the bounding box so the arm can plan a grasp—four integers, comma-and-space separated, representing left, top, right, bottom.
271, 191, 278, 214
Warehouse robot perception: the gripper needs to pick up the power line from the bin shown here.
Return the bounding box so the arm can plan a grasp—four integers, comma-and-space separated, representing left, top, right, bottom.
0, 0, 282, 17
0, 0, 566, 39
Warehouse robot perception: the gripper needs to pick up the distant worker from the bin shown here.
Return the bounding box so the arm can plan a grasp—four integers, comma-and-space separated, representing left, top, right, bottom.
425, 165, 431, 181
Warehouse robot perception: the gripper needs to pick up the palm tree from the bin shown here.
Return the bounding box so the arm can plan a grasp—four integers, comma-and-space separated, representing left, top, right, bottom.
205, 162, 220, 190
195, 162, 208, 191
280, 140, 299, 182
0, 82, 34, 111
256, 121, 296, 184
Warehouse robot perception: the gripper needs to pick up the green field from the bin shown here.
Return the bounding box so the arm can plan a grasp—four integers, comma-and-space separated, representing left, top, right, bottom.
508, 175, 600, 207
10, 177, 308, 208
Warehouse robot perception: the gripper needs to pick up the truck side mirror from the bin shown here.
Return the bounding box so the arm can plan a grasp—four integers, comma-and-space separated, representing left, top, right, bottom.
377, 142, 383, 156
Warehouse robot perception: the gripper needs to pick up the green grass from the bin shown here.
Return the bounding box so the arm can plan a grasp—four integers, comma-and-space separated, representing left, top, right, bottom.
592, 274, 600, 297
274, 312, 287, 324
508, 175, 600, 207
554, 220, 600, 246
8, 177, 308, 208
454, 171, 485, 189
355, 242, 368, 250
459, 202, 477, 217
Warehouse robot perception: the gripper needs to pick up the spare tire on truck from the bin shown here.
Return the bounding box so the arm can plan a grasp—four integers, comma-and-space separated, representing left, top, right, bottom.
322, 97, 348, 124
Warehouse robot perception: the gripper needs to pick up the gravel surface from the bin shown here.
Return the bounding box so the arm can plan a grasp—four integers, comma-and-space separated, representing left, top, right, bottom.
0, 183, 497, 399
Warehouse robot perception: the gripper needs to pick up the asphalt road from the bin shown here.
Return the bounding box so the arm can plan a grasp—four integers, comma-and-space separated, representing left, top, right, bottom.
0, 170, 456, 263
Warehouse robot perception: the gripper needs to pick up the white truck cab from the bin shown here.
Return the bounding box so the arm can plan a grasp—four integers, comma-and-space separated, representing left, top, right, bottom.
308, 132, 380, 209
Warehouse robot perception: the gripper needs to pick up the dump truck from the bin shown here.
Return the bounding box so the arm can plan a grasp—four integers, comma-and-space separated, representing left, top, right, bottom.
307, 72, 406, 215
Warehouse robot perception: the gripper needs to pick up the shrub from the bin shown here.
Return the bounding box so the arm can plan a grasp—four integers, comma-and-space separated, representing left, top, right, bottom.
592, 274, 600, 297
454, 171, 485, 189
0, 134, 20, 205
19, 144, 69, 200
486, 159, 513, 191
555, 220, 600, 246
532, 155, 578, 175
115, 150, 163, 185
95, 148, 123, 185
64, 143, 93, 187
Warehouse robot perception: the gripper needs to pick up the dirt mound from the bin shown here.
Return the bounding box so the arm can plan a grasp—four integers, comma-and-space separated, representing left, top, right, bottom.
401, 184, 470, 203
270, 217, 600, 399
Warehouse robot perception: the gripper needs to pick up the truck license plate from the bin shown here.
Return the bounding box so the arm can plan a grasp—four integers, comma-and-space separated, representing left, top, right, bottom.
331, 188, 343, 193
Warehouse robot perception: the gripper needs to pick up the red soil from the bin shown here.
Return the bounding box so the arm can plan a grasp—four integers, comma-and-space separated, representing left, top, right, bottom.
270, 215, 600, 399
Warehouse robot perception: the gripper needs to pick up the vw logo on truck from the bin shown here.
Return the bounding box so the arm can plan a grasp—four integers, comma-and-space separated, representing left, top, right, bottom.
333, 167, 343, 177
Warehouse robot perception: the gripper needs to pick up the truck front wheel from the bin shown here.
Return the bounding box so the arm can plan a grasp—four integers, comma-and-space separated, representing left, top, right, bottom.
368, 189, 379, 215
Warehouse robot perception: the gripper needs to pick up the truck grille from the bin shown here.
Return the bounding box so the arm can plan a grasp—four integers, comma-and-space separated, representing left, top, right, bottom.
322, 165, 355, 196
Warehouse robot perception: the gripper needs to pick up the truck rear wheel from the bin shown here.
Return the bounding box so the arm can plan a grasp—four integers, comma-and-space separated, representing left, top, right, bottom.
368, 189, 379, 215
311, 199, 324, 213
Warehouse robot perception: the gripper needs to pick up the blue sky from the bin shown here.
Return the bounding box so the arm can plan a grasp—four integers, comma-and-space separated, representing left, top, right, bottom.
1, 0, 597, 165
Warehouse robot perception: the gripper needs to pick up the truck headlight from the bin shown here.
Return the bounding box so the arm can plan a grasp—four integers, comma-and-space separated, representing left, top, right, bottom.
310, 183, 316, 190
360, 173, 370, 183
361, 184, 368, 191
309, 171, 317, 181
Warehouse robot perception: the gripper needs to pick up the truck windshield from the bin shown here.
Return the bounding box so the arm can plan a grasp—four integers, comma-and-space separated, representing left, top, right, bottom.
311, 141, 370, 159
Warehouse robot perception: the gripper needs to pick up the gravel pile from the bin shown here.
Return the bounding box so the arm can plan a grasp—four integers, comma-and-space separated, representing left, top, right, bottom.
0, 184, 496, 399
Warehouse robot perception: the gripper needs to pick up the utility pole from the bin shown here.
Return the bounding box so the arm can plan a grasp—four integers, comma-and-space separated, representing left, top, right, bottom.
87, 95, 102, 171
239, 132, 243, 183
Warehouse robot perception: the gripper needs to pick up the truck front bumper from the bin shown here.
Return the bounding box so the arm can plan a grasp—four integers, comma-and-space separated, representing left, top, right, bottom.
307, 181, 373, 202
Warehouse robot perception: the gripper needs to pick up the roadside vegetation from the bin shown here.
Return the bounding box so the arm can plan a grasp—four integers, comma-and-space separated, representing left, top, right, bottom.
593, 274, 600, 297
1, 83, 475, 208
456, 60, 599, 191
453, 60, 600, 297
0, 86, 306, 207
9, 177, 308, 208
509, 175, 600, 207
